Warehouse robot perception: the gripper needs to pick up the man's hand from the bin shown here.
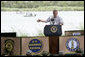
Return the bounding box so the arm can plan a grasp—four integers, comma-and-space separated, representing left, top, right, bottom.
37, 19, 41, 22
37, 19, 46, 22
60, 23, 63, 26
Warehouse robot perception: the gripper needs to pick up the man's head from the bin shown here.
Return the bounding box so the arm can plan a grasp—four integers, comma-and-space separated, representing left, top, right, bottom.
53, 10, 58, 17
26, 50, 32, 56
41, 51, 50, 56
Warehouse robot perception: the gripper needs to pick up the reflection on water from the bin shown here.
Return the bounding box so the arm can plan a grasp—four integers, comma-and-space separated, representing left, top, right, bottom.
1, 11, 84, 36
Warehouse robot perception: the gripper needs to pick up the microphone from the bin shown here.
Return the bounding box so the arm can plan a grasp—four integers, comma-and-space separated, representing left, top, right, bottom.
51, 18, 55, 25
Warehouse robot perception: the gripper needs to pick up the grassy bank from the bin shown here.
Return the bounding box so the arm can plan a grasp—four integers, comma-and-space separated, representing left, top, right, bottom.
1, 6, 84, 11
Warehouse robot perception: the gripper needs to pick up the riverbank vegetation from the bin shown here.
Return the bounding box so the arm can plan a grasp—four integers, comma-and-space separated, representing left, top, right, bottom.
1, 1, 84, 11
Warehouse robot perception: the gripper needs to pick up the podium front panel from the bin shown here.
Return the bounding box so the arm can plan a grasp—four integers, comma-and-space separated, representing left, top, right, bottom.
22, 37, 49, 55
1, 37, 21, 56
59, 36, 84, 54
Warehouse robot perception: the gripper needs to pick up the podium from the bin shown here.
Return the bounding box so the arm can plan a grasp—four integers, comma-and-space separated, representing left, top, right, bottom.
49, 36, 59, 54
44, 25, 62, 36
44, 25, 62, 54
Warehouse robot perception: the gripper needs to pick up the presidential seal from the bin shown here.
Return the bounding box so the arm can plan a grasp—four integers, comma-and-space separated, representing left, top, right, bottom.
50, 26, 57, 33
66, 38, 80, 51
28, 39, 42, 53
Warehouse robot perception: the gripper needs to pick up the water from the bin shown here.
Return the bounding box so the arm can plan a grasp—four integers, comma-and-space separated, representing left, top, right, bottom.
1, 11, 84, 36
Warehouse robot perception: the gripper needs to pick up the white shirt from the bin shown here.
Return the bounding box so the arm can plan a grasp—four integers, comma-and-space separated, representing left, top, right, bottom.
45, 15, 63, 25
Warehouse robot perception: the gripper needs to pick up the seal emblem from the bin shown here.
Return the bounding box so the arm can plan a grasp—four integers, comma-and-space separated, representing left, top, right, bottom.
51, 26, 57, 33
29, 39, 42, 53
66, 38, 80, 51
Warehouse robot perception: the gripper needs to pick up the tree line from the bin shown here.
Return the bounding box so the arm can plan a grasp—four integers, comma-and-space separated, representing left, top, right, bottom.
1, 1, 84, 8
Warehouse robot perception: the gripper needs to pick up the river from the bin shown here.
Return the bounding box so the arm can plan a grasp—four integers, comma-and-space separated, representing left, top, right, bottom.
1, 11, 84, 36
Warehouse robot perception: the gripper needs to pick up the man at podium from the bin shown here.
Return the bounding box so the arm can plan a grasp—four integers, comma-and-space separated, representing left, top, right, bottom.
37, 10, 63, 36
37, 10, 64, 54
37, 10, 63, 26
